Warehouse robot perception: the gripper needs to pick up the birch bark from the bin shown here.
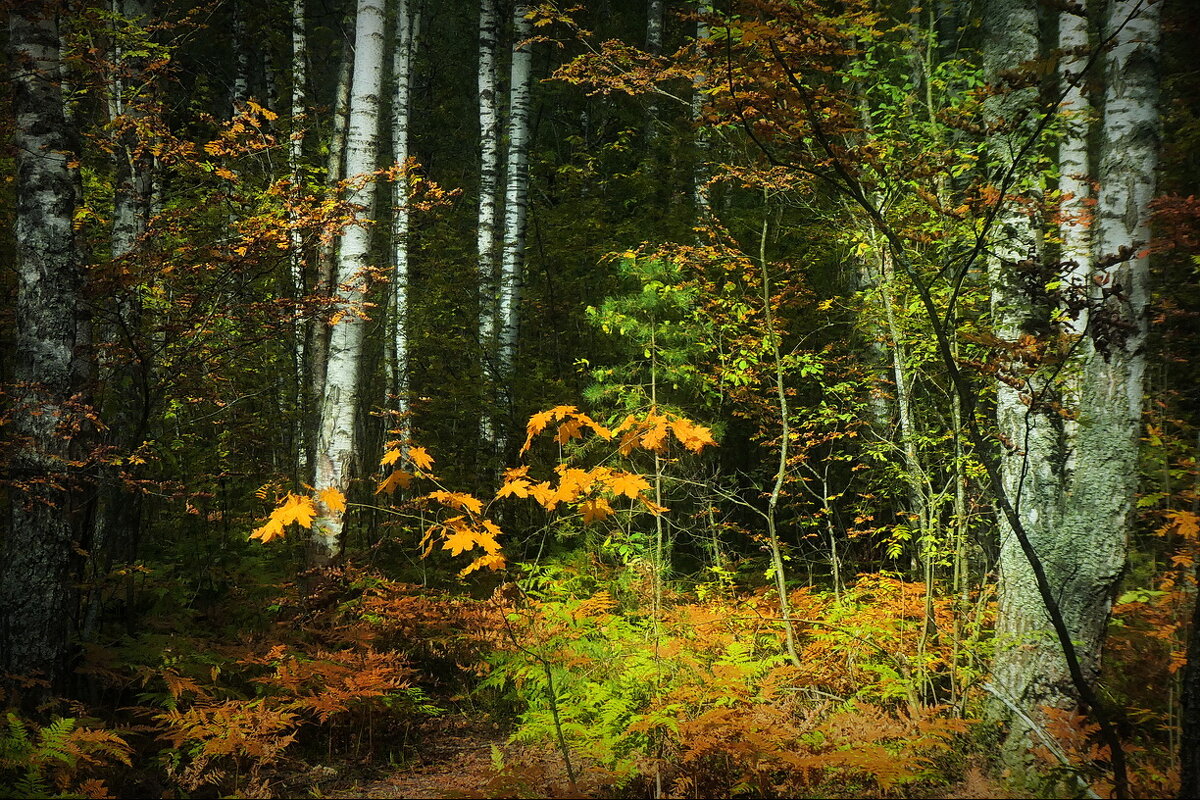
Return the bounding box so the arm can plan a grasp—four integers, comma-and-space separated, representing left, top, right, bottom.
291, 0, 309, 475
478, 0, 500, 445
497, 2, 533, 445
311, 0, 388, 564
1, 0, 86, 684
388, 0, 418, 432
981, 0, 1078, 769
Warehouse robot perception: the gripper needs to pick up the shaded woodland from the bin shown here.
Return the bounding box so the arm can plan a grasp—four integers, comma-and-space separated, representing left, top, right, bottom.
2, 0, 1199, 797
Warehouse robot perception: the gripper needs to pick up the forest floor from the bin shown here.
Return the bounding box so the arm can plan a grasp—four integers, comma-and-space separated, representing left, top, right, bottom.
326, 713, 580, 799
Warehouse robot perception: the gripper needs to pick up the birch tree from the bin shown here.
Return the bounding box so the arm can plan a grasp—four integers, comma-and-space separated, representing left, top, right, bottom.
388, 0, 418, 432
497, 1, 533, 444
986, 0, 1160, 779
308, 29, 355, 449
1, 0, 86, 684
291, 0, 309, 475
310, 0, 387, 565
478, 0, 500, 445
981, 0, 1072, 766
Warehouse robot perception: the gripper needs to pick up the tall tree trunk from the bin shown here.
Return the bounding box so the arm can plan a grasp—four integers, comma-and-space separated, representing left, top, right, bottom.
1, 0, 86, 687
645, 0, 662, 136
691, 0, 711, 218
310, 0, 387, 565
231, 0, 250, 112
1059, 0, 1159, 741
388, 0, 418, 434
91, 0, 155, 639
497, 2, 533, 449
982, 0, 1074, 773
1058, 4, 1092, 336
308, 29, 355, 470
290, 0, 309, 477
477, 0, 500, 447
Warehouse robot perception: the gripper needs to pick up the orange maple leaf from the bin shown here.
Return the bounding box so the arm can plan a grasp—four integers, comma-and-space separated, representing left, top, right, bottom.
377, 469, 414, 494
380, 448, 403, 466
459, 553, 506, 577
408, 446, 435, 471
495, 478, 532, 499
441, 526, 477, 557
318, 487, 347, 513
581, 498, 614, 524
429, 490, 483, 516
607, 471, 651, 499
529, 481, 559, 510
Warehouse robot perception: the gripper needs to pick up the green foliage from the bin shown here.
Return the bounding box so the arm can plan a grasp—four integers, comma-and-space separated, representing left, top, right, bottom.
0, 713, 131, 800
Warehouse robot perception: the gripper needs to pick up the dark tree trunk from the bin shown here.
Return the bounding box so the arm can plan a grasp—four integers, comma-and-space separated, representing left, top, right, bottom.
2, 0, 87, 690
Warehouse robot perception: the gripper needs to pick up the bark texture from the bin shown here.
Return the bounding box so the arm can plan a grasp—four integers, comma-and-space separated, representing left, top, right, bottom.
497, 2, 533, 443
389, 0, 417, 429
2, 1, 85, 685
477, 0, 500, 445
987, 0, 1159, 783
311, 0, 387, 564
982, 0, 1075, 773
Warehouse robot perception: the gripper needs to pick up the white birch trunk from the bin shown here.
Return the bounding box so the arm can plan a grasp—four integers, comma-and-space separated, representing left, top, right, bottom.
308, 30, 354, 461
389, 0, 417, 431
497, 2, 533, 441
1059, 0, 1160, 719
1058, 7, 1092, 335
291, 0, 309, 475
1, 0, 84, 683
311, 0, 387, 564
981, 0, 1075, 770
478, 0, 500, 445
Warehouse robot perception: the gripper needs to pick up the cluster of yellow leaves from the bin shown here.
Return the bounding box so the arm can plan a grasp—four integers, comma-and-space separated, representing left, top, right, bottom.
419, 515, 505, 578
377, 445, 435, 495
250, 488, 346, 543
612, 410, 716, 455
496, 463, 657, 519
520, 405, 612, 454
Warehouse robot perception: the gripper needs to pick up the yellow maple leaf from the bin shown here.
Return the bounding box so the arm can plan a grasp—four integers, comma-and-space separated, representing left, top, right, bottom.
429, 490, 483, 516
641, 415, 670, 451
380, 448, 403, 466
555, 417, 584, 445
250, 516, 285, 543
458, 553, 506, 577
408, 446, 435, 471
441, 526, 477, 557
529, 481, 559, 510
607, 471, 651, 499
278, 493, 317, 528
670, 417, 717, 452
495, 478, 532, 499
377, 469, 414, 494
581, 498, 614, 524
318, 487, 347, 513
